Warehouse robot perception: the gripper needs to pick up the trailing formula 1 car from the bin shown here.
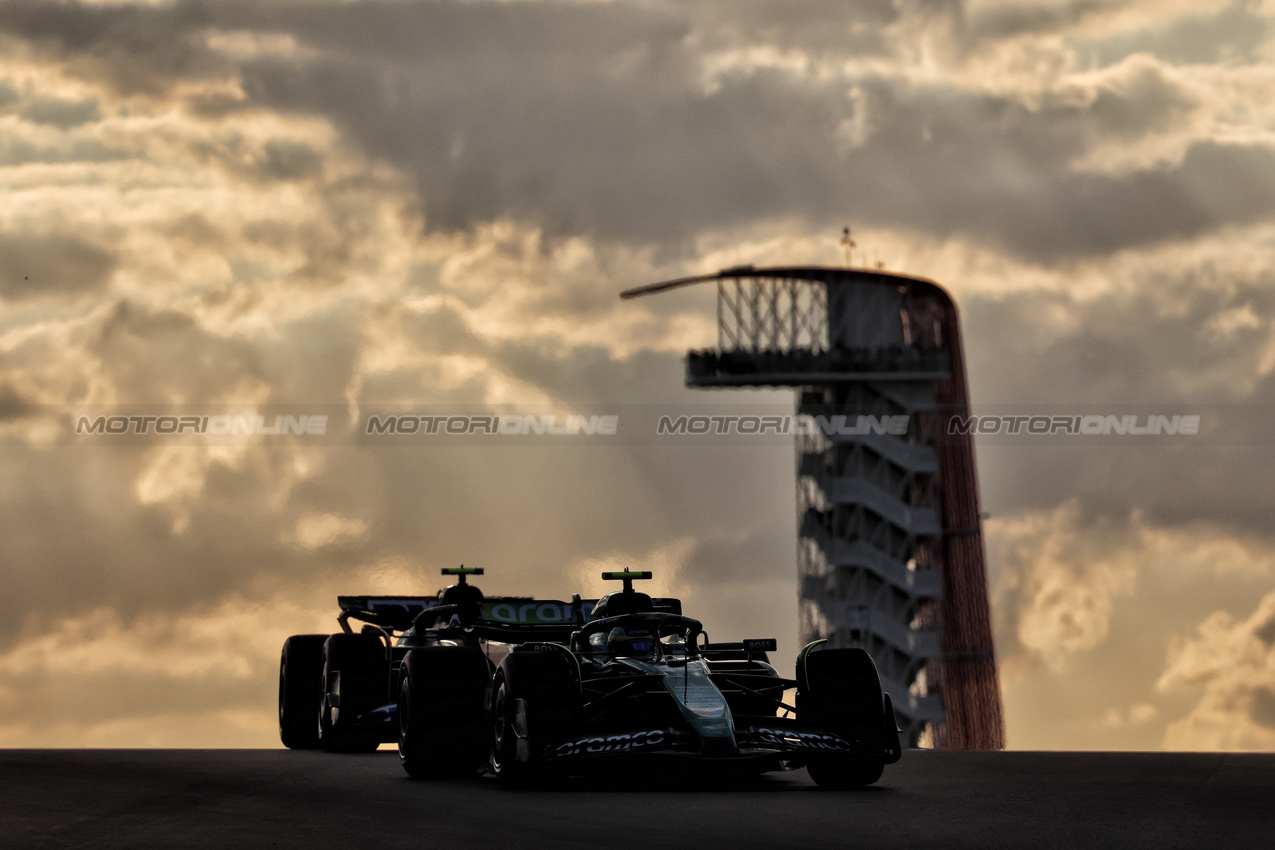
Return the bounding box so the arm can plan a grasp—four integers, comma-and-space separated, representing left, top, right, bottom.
396, 571, 902, 787
278, 566, 487, 753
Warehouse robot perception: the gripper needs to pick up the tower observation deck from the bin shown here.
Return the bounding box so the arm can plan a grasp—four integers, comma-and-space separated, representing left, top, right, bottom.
622, 266, 1004, 749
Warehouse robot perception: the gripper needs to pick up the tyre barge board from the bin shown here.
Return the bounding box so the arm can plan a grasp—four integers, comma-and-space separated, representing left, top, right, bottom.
1, 750, 1271, 849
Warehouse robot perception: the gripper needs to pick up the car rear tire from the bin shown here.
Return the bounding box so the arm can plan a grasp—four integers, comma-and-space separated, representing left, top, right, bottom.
279, 634, 327, 750
398, 646, 490, 779
319, 633, 388, 753
797, 645, 888, 788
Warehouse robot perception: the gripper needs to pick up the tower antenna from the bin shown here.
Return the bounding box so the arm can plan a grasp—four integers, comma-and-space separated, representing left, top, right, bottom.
840, 226, 856, 267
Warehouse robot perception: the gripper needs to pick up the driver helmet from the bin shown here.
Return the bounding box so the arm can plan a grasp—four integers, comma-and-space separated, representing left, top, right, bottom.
607, 626, 655, 658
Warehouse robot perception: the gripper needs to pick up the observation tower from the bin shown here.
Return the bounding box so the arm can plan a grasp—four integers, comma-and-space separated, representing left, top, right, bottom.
622, 264, 1004, 749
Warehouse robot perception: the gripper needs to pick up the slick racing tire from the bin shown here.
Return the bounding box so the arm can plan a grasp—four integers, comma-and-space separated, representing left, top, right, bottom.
398, 647, 490, 779
490, 648, 578, 788
806, 753, 885, 789
319, 633, 388, 753
797, 644, 887, 788
279, 634, 327, 749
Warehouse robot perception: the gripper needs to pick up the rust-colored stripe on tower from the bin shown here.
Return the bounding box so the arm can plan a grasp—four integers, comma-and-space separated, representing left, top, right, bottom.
930, 291, 1005, 750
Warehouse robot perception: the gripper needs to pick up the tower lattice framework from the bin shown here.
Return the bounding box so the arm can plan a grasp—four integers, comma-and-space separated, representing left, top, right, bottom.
623, 266, 1004, 749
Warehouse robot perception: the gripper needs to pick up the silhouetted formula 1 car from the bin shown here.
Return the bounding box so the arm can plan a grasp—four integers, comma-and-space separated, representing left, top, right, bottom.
278, 566, 485, 753
280, 569, 901, 787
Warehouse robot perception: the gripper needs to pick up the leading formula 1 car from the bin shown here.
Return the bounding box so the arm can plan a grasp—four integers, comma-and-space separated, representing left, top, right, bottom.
395, 571, 902, 787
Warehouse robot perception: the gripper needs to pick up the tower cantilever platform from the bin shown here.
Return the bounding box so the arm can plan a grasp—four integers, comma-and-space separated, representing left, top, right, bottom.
623, 266, 1004, 749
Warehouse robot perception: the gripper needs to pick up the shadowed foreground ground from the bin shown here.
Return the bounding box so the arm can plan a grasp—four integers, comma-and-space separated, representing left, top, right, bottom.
1, 749, 1271, 849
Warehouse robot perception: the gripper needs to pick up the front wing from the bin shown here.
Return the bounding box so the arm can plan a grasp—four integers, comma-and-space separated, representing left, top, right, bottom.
542, 716, 895, 765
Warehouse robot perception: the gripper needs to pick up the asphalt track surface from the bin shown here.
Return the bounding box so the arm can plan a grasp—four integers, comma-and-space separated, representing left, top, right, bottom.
1, 749, 1271, 849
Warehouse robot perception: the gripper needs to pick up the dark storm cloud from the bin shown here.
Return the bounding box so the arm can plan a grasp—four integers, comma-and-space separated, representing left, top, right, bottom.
361, 295, 782, 407
19, 95, 99, 128
1155, 591, 1275, 746
1250, 686, 1275, 728
488, 338, 693, 404
83, 294, 362, 406
0, 298, 368, 647
356, 298, 622, 402
684, 527, 794, 584
255, 308, 365, 402
183, 135, 326, 186
242, 42, 1220, 260
963, 269, 1275, 537
680, 0, 900, 56
0, 285, 795, 654
0, 232, 116, 300
0, 0, 227, 95
333, 301, 800, 598
232, 2, 1260, 262
251, 140, 323, 182
0, 442, 797, 652
88, 300, 267, 400
1082, 0, 1271, 67
965, 270, 1275, 406
985, 505, 1141, 664
0, 447, 293, 649
838, 77, 1251, 261
358, 445, 794, 588
1086, 62, 1197, 138
164, 213, 226, 252
0, 381, 35, 421
235, 43, 793, 243
0, 135, 126, 166
963, 0, 1111, 45
4, 0, 1262, 263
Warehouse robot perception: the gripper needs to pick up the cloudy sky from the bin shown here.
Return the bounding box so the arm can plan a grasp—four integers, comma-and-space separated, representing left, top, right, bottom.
2, 0, 1275, 750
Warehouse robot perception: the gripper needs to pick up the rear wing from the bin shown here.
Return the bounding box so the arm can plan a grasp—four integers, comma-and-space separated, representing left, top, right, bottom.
339, 594, 683, 636
483, 597, 680, 625
414, 596, 682, 641
338, 596, 440, 633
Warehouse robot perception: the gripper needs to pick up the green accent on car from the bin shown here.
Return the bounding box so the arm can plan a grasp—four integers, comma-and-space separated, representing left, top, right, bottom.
622, 658, 738, 754
482, 600, 577, 625
800, 639, 829, 689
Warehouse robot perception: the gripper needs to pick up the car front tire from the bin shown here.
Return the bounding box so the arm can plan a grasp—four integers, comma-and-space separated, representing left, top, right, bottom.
797, 645, 889, 788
